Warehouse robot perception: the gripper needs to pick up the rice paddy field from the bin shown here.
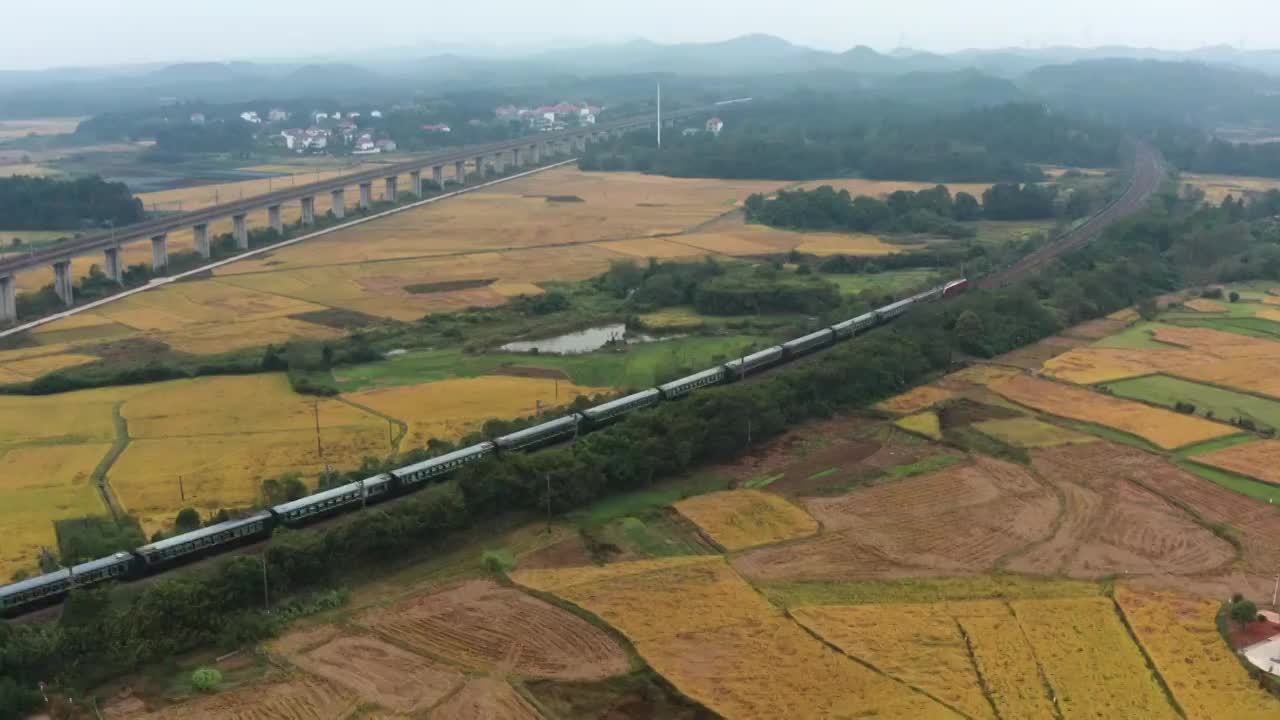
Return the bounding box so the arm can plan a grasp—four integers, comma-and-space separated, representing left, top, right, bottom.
1181, 173, 1280, 203
0, 117, 82, 140
672, 490, 817, 551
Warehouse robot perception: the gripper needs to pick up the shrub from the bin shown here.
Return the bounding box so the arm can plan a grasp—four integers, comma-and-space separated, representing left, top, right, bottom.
191, 667, 222, 692
1229, 598, 1258, 625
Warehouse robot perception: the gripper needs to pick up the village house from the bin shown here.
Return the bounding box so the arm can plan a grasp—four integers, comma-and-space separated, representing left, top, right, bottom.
706, 117, 724, 135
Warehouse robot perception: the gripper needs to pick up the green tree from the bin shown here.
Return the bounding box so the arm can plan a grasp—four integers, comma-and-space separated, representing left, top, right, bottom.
954, 310, 986, 351
1229, 598, 1259, 625
1229, 291, 1240, 303
175, 508, 201, 533
191, 667, 222, 692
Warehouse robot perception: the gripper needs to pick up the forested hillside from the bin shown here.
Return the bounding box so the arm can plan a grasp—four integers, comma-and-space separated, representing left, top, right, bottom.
0, 176, 144, 230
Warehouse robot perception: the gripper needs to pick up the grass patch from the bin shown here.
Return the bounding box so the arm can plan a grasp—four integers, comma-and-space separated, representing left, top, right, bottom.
1059, 419, 1165, 453
1102, 374, 1280, 433
944, 426, 1030, 464
743, 472, 784, 489
759, 575, 1103, 608
1172, 433, 1256, 459
806, 467, 838, 481
1092, 322, 1187, 350
1164, 316, 1280, 341
566, 474, 730, 529
593, 513, 714, 558
1177, 460, 1280, 504
333, 335, 767, 392
819, 269, 939, 297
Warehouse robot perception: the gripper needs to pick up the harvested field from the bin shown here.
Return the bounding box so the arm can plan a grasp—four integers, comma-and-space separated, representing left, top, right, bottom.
102, 676, 358, 720
1185, 298, 1228, 313
990, 335, 1085, 369
289, 635, 463, 714
1108, 307, 1140, 322
1011, 597, 1179, 719
0, 352, 98, 379
1036, 442, 1280, 601
1063, 317, 1130, 338
1004, 444, 1236, 577
1193, 439, 1280, 486
344, 376, 606, 449
942, 364, 1021, 387
356, 579, 629, 680
269, 624, 344, 658
733, 457, 1058, 581
1182, 173, 1280, 203
672, 489, 817, 551
875, 385, 954, 414
1102, 374, 1280, 432
514, 557, 958, 718
972, 417, 1097, 448
1116, 586, 1279, 719
0, 117, 80, 140
792, 232, 913, 256
760, 575, 1102, 607
989, 374, 1235, 449
894, 410, 942, 439
792, 605, 995, 719
430, 678, 542, 720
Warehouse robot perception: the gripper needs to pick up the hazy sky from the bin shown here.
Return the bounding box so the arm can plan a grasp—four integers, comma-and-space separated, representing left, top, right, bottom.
5, 0, 1278, 70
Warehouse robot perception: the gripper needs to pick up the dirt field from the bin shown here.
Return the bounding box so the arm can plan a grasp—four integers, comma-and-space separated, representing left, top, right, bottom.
792, 604, 995, 719
356, 579, 629, 680
1194, 439, 1280, 485
875, 385, 955, 414
1116, 586, 1278, 719
733, 457, 1058, 581
431, 678, 542, 720
1004, 444, 1236, 577
1184, 298, 1228, 313
989, 374, 1235, 449
514, 556, 957, 718
102, 676, 359, 720
1039, 442, 1280, 602
1061, 317, 1131, 339
289, 635, 463, 714
673, 490, 817, 551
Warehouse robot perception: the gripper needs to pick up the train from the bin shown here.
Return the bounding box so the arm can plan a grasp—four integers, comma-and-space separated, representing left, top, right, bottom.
0, 278, 968, 618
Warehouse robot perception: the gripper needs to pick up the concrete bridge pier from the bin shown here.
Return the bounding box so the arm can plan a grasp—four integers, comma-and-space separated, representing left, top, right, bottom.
576, 136, 587, 152
454, 160, 465, 183
331, 188, 345, 219
512, 148, 522, 168
150, 234, 168, 272
475, 155, 486, 178
0, 274, 16, 324
300, 196, 315, 225
494, 152, 507, 174
384, 176, 398, 201
529, 144, 540, 164
193, 223, 210, 258
103, 245, 123, 284
432, 165, 444, 188
359, 182, 373, 209
233, 213, 248, 250
410, 170, 423, 198
268, 204, 284, 234
53, 260, 73, 306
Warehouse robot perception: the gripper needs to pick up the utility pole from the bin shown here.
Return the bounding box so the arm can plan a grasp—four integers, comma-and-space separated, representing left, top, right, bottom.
545, 474, 552, 532
313, 400, 323, 461
388, 419, 394, 453
178, 475, 185, 502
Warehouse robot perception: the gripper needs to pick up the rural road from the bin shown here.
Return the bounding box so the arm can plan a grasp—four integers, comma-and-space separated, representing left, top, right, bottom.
979, 143, 1165, 289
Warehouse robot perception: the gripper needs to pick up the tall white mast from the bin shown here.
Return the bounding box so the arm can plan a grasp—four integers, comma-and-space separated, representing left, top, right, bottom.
656, 80, 662, 148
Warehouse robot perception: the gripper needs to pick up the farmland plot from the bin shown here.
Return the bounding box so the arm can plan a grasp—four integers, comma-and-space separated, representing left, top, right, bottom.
673, 489, 817, 551
952, 602, 1059, 720
514, 557, 958, 719
990, 374, 1235, 449
1116, 586, 1278, 719
1195, 439, 1280, 485
1010, 597, 1179, 719
102, 676, 359, 720
876, 385, 954, 414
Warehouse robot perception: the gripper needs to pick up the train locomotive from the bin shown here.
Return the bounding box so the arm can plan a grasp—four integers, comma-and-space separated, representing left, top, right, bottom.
0, 278, 967, 617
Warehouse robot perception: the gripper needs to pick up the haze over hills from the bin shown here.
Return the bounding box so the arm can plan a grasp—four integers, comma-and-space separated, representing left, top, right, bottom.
3, 33, 1280, 119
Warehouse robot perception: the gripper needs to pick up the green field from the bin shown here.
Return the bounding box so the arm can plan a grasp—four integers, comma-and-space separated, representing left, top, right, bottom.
820, 269, 940, 297
333, 335, 768, 392
970, 220, 1056, 247
1101, 374, 1280, 432
1092, 322, 1188, 349
1177, 460, 1280, 504
0, 229, 78, 250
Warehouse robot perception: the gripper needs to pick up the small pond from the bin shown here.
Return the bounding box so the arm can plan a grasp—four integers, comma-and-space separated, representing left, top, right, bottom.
499, 323, 677, 355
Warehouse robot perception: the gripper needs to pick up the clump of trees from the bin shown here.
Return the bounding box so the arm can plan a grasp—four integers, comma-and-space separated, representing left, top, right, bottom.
744, 183, 1059, 239
0, 175, 144, 230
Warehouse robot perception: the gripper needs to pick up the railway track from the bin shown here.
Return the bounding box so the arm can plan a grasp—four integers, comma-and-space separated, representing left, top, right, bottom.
979, 143, 1165, 289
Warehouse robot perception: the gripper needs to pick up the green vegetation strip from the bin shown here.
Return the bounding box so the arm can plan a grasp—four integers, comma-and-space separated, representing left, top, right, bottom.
759, 576, 1103, 608
1102, 374, 1280, 432
1176, 460, 1280, 504
566, 475, 729, 529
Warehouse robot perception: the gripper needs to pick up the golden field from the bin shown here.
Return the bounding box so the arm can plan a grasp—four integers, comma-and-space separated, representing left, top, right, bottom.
0, 444, 112, 580
954, 604, 1059, 720
1184, 298, 1227, 313
1182, 173, 1280, 203
343, 376, 606, 450
990, 374, 1235, 449
973, 417, 1098, 448
1011, 597, 1179, 719
673, 490, 818, 551
1116, 586, 1278, 719
0, 163, 60, 178
514, 557, 958, 718
0, 117, 81, 140
1192, 439, 1280, 486
942, 364, 1021, 387
877, 385, 955, 413
894, 410, 943, 439
792, 604, 995, 719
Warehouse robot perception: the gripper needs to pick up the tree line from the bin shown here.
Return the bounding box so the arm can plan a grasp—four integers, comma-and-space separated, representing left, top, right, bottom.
1155, 128, 1280, 180
580, 100, 1122, 182
0, 175, 144, 230
743, 183, 1064, 239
